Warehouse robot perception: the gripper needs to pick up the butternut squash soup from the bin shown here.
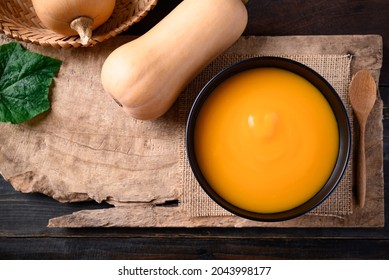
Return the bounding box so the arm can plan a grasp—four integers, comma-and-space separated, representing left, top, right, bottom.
194, 67, 339, 214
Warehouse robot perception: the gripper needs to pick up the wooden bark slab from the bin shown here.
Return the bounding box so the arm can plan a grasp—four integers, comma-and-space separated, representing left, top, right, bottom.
0, 34, 384, 227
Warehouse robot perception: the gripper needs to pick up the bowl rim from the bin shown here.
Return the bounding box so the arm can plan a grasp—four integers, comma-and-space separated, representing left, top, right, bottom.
186, 56, 352, 222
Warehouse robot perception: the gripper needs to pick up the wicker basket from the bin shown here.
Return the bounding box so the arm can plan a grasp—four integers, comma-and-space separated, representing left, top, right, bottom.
0, 0, 158, 49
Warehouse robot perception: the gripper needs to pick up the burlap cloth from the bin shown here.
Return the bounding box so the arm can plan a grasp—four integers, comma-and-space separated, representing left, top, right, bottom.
178, 54, 353, 218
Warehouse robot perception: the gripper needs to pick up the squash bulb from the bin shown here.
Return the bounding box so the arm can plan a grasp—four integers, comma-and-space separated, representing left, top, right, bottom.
31, 0, 116, 45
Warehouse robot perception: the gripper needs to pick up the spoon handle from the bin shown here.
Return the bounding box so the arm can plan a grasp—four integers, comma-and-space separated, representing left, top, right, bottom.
357, 123, 367, 208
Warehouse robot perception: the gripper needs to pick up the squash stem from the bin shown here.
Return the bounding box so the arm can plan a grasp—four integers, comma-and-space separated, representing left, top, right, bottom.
70, 16, 94, 46
241, 0, 249, 4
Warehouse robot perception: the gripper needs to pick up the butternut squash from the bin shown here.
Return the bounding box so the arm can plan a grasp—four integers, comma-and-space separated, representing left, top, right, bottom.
32, 0, 116, 45
101, 0, 248, 120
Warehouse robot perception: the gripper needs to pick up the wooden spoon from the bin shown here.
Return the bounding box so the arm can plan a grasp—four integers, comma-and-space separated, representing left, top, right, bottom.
348, 69, 377, 208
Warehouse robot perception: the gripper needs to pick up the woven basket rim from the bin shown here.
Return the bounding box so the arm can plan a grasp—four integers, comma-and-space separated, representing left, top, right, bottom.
0, 0, 158, 49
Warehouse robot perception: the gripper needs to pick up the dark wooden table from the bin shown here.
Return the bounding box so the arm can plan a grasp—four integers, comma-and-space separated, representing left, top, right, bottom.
1, 0, 388, 259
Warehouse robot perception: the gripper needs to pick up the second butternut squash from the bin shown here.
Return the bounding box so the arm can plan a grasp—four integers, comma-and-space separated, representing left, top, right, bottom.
101, 0, 248, 120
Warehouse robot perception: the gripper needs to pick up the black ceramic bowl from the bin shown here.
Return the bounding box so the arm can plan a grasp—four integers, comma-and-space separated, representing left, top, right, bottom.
186, 56, 351, 222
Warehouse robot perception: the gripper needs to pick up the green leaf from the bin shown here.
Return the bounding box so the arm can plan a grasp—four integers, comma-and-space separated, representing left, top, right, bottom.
0, 42, 61, 124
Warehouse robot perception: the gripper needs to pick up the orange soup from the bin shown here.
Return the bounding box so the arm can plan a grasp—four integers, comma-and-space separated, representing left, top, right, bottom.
194, 67, 339, 213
